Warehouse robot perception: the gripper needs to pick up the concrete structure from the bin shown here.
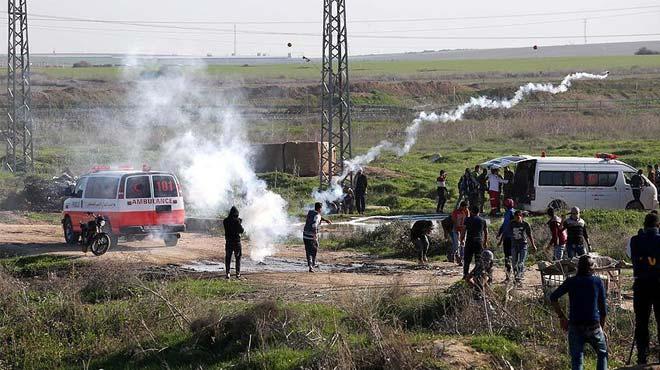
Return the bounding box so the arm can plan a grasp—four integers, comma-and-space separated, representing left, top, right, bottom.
253, 141, 335, 177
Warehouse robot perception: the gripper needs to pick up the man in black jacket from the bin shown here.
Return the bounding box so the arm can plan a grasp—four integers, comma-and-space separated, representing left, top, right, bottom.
223, 206, 244, 279
354, 170, 368, 215
628, 212, 660, 365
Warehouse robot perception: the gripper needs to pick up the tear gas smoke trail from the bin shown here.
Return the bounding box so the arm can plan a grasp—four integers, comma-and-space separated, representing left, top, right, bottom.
314, 71, 609, 203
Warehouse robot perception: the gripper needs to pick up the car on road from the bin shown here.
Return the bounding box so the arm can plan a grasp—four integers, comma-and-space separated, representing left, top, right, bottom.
62, 168, 186, 248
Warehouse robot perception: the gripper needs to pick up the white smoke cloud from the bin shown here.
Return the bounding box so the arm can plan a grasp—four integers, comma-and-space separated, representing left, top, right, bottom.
315, 71, 610, 203
120, 61, 294, 261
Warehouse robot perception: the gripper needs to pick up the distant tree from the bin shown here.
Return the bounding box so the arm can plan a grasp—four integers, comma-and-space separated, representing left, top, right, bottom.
72, 61, 92, 68
635, 47, 660, 55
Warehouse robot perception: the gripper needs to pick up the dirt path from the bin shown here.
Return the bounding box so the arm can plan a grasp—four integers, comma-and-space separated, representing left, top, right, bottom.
0, 222, 546, 301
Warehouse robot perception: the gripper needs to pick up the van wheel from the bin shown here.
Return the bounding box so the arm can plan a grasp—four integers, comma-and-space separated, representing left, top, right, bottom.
63, 217, 80, 245
164, 235, 178, 247
548, 200, 567, 212
625, 200, 645, 210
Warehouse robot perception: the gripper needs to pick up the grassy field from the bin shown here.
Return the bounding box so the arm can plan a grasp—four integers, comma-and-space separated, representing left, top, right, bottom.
31, 55, 660, 82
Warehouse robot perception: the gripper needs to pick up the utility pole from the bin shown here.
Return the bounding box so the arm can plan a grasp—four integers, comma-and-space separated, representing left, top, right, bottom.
583, 19, 587, 44
320, 0, 351, 188
4, 0, 33, 172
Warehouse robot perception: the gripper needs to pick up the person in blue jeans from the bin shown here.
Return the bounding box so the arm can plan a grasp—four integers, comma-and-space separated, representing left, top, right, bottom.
507, 210, 537, 286
496, 199, 516, 281
563, 206, 591, 258
550, 255, 608, 370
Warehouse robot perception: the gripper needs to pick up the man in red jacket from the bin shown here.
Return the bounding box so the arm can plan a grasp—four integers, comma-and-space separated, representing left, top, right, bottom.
547, 207, 567, 261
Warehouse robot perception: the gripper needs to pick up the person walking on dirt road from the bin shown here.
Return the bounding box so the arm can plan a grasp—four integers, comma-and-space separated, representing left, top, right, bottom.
411, 220, 434, 264
507, 210, 537, 286
436, 170, 448, 213
551, 254, 608, 370
564, 207, 591, 258
450, 201, 469, 265
547, 207, 568, 261
497, 198, 516, 281
627, 212, 660, 365
223, 206, 244, 279
354, 170, 368, 215
463, 205, 488, 278
303, 202, 332, 272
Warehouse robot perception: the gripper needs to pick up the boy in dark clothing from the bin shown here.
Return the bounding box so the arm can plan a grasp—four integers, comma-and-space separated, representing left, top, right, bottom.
564, 207, 591, 258
628, 212, 660, 365
508, 210, 537, 285
223, 206, 244, 279
411, 220, 434, 264
550, 255, 608, 370
465, 249, 494, 300
354, 170, 368, 215
303, 202, 332, 272
463, 205, 488, 278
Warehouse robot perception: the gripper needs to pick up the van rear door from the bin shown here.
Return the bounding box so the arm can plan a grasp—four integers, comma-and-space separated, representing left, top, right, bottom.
151, 174, 181, 225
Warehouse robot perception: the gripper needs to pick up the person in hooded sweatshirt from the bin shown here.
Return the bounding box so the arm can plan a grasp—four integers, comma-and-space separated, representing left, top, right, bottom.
223, 206, 244, 279
303, 202, 332, 272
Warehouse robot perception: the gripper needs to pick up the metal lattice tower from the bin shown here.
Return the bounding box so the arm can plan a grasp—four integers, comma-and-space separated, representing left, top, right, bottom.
4, 0, 33, 172
319, 0, 351, 188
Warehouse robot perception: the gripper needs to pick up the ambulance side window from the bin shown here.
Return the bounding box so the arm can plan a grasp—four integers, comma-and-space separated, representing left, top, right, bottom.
126, 176, 152, 199
85, 177, 119, 199
74, 177, 88, 198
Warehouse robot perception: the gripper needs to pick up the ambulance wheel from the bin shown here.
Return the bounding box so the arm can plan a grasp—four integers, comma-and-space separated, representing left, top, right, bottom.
63, 217, 80, 245
626, 200, 645, 210
164, 235, 178, 247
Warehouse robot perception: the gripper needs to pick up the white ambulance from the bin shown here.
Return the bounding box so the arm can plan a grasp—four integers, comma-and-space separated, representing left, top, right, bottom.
62, 169, 186, 247
481, 154, 659, 213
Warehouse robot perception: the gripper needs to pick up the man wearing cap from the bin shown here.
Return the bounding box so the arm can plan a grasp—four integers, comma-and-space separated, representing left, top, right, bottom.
627, 212, 660, 365
550, 255, 608, 370
564, 207, 591, 258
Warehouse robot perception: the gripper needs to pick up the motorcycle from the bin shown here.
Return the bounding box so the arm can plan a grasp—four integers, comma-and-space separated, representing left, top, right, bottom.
80, 213, 111, 256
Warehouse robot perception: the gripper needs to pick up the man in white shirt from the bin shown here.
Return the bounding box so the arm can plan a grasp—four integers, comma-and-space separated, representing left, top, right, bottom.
487, 168, 508, 216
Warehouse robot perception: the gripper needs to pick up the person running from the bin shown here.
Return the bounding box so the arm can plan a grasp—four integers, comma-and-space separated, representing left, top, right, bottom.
411, 220, 434, 264
354, 170, 368, 215
497, 198, 516, 281
547, 207, 568, 261
508, 210, 537, 286
303, 202, 332, 272
564, 207, 591, 258
627, 212, 660, 365
477, 167, 488, 214
463, 204, 488, 278
488, 168, 508, 216
630, 169, 644, 202
450, 201, 469, 265
436, 170, 448, 213
223, 206, 244, 279
550, 255, 608, 370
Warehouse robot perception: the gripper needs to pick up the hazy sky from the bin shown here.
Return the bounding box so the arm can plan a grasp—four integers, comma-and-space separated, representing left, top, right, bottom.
4, 0, 660, 56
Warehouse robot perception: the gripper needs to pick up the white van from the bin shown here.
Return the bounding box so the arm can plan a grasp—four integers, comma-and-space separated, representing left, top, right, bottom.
62, 169, 186, 247
481, 155, 659, 212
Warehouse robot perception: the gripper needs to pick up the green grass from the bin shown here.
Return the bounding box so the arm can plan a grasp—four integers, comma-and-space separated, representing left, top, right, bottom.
33, 55, 660, 82
0, 255, 81, 277
469, 335, 525, 364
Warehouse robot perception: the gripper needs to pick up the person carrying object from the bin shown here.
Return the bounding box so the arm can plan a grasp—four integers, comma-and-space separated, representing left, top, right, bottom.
223, 206, 244, 279
627, 212, 660, 365
303, 202, 332, 272
563, 207, 591, 258
550, 255, 608, 370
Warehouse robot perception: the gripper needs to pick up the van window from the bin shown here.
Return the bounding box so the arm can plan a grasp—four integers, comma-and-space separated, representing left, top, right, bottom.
126, 176, 152, 199
153, 175, 178, 197
85, 177, 119, 199
74, 177, 88, 198
539, 171, 584, 186
586, 172, 618, 187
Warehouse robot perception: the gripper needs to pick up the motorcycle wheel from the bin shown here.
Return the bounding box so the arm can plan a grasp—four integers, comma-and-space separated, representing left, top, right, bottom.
91, 234, 111, 256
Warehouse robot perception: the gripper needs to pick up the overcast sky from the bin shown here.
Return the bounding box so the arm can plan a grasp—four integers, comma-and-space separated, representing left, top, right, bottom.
4, 0, 660, 56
